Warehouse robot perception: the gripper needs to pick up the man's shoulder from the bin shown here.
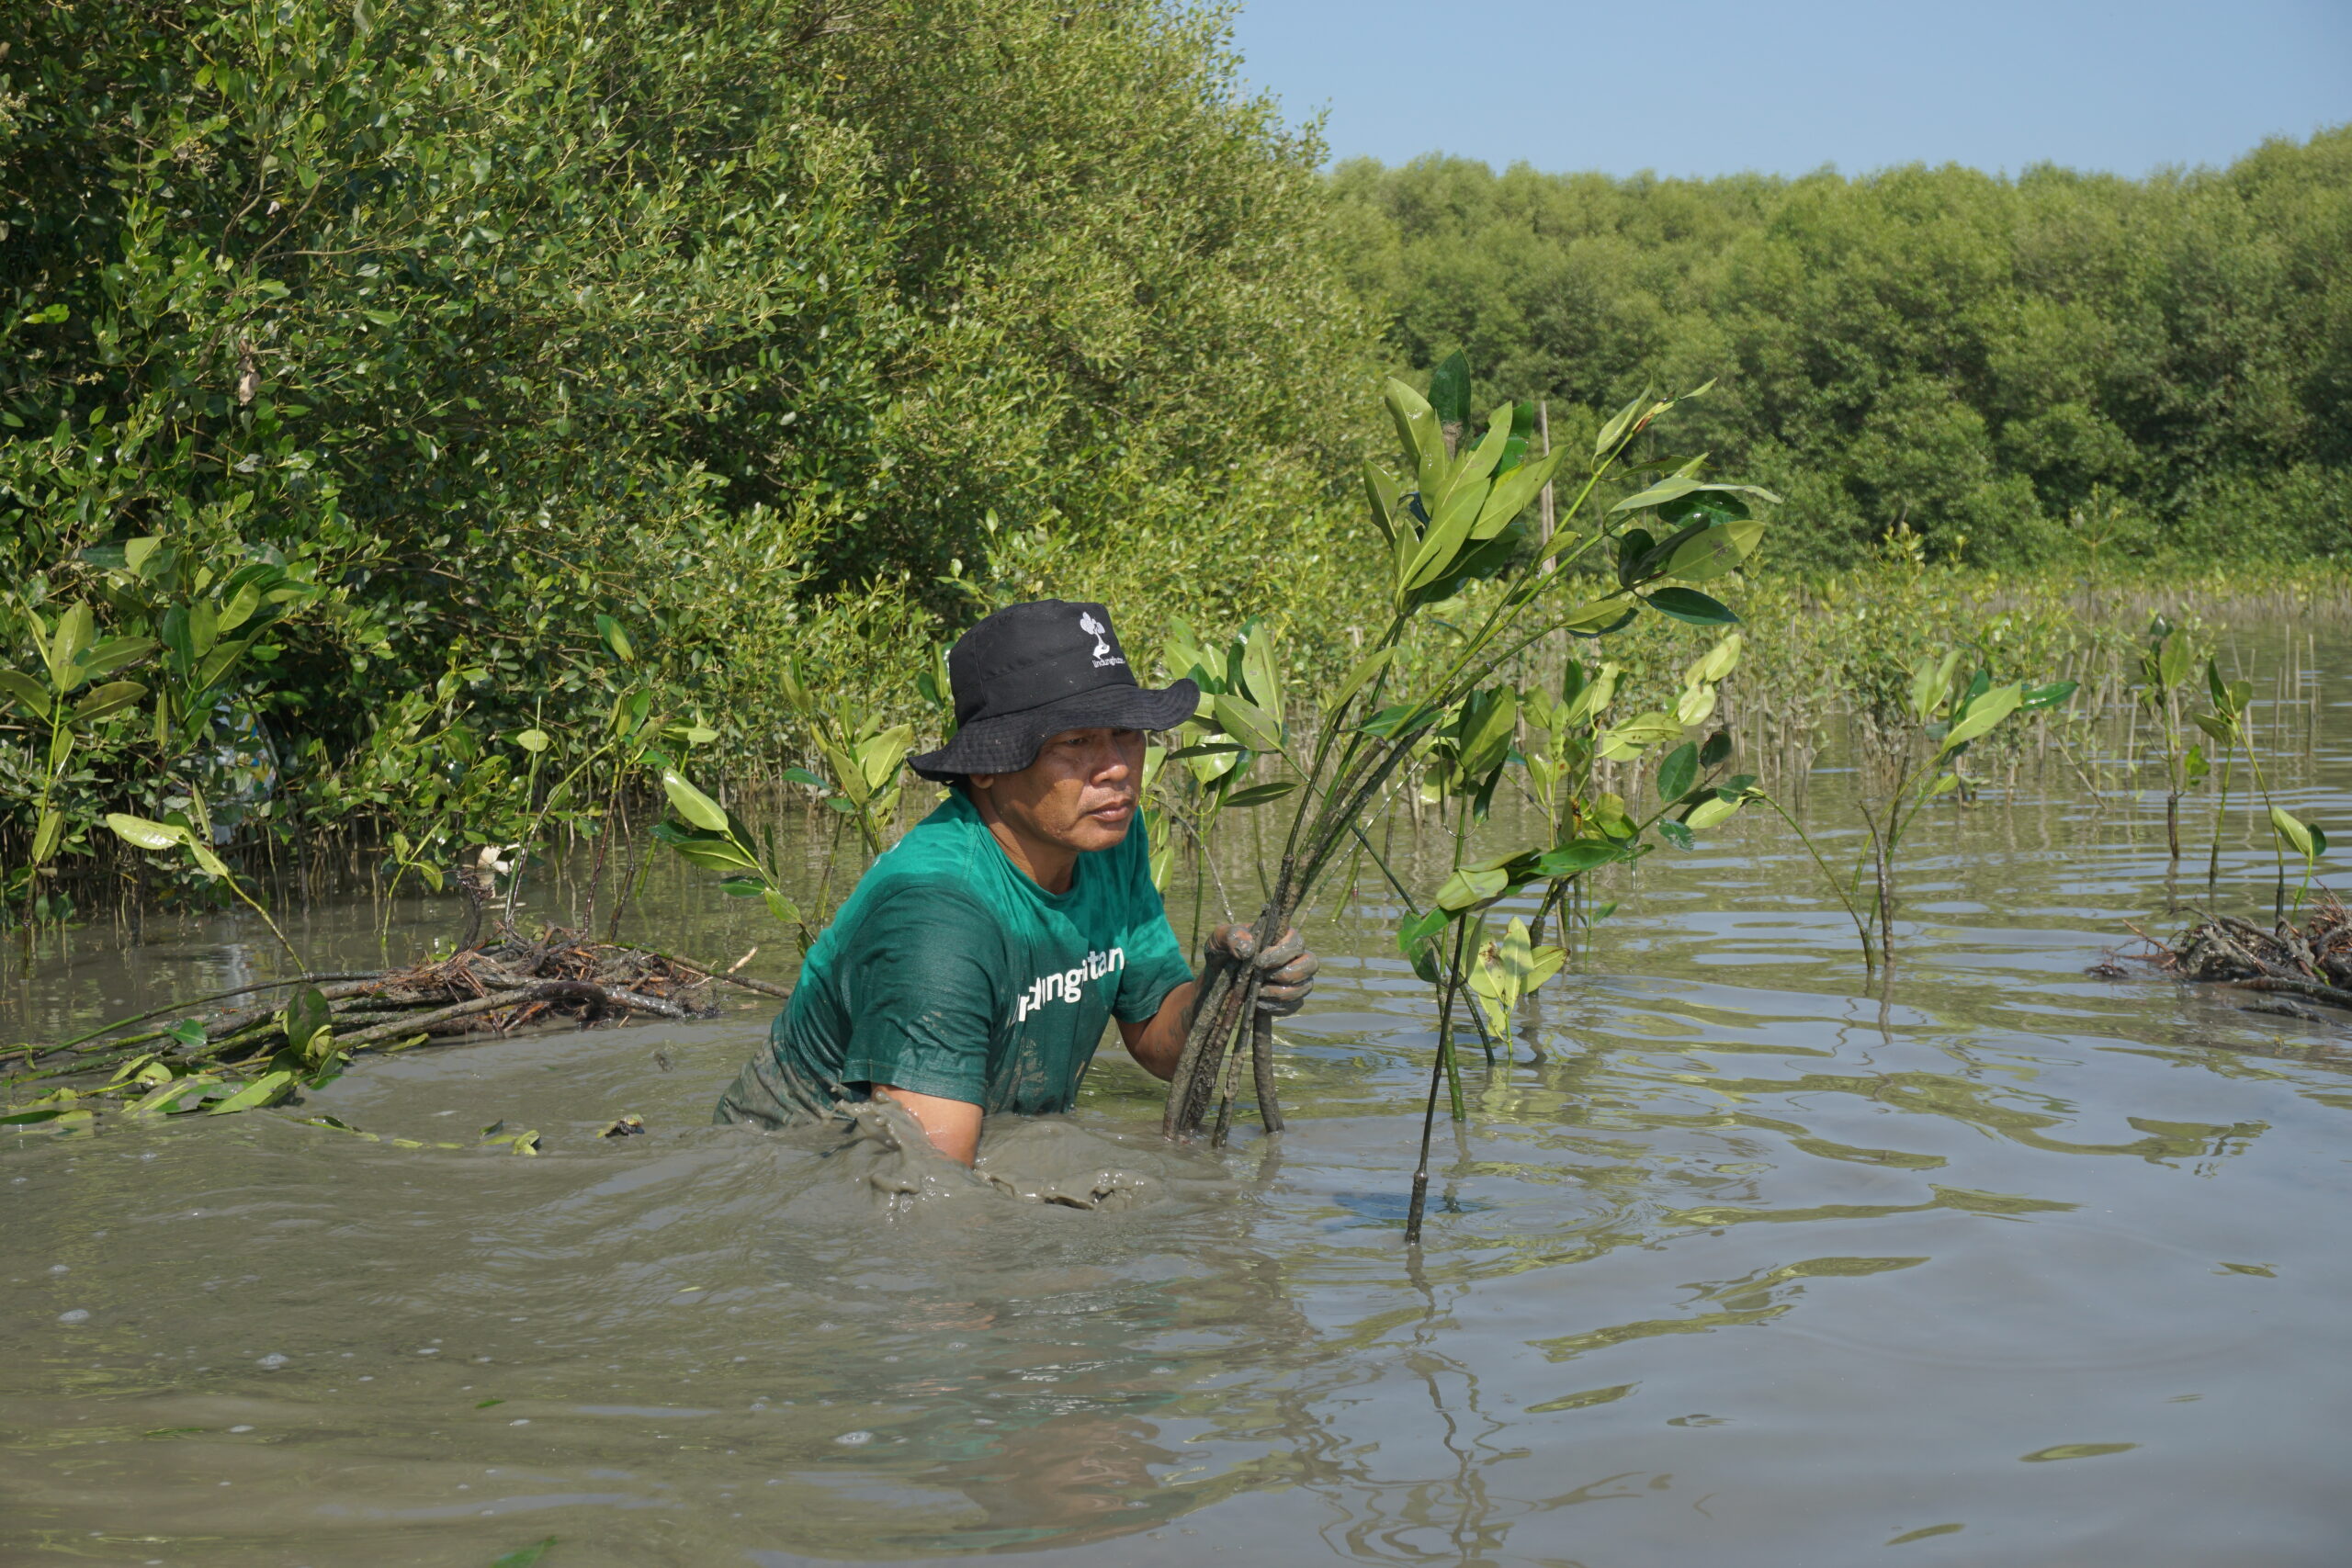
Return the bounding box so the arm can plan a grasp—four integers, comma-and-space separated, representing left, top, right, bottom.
854, 799, 1003, 907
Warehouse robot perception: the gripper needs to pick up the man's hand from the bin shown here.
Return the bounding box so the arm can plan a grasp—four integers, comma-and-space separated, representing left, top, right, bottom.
1204, 924, 1319, 1015
1119, 925, 1320, 1081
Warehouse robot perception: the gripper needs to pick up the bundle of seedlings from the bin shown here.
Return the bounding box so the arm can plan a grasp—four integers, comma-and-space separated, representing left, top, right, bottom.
1154, 355, 1780, 1236
2154, 895, 2352, 1015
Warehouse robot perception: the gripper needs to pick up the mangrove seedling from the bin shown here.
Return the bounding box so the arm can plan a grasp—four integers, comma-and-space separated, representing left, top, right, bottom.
0, 602, 155, 925
2135, 616, 2203, 867
104, 809, 308, 975
778, 657, 914, 856
653, 768, 826, 954
1844, 651, 2076, 961
2189, 657, 2303, 919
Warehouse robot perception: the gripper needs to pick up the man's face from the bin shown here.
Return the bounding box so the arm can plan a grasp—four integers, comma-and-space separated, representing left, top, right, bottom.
972, 727, 1147, 854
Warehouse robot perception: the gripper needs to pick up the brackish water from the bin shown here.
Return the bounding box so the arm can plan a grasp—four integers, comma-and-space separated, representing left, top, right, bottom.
3, 629, 2347, 1567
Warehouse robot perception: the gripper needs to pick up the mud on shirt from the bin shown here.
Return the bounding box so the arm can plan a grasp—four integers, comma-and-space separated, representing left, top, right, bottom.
714, 789, 1193, 1127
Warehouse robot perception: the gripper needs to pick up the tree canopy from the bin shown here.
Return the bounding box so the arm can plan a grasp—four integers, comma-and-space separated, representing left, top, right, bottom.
1330, 131, 2352, 566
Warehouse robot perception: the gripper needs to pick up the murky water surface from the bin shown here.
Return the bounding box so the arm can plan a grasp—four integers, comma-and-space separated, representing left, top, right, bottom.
5, 628, 2348, 1567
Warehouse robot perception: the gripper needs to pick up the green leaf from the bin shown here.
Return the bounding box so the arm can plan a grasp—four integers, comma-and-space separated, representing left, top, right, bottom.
854, 726, 913, 795
0, 669, 52, 718
1210, 694, 1283, 755
1593, 391, 1645, 457
1536, 840, 1623, 878
1363, 460, 1401, 549
662, 770, 729, 832
126, 1075, 222, 1116
1399, 479, 1486, 592
1426, 350, 1471, 431
595, 615, 635, 664
1382, 378, 1446, 500
1656, 742, 1698, 802
205, 1070, 297, 1116
1328, 646, 1395, 715
1660, 517, 1764, 581
1396, 906, 1449, 957
1937, 682, 2024, 754
278, 987, 335, 1066
1470, 445, 1567, 539
781, 766, 828, 790
74, 680, 147, 721
1453, 687, 1519, 782
31, 808, 62, 863
1910, 650, 1961, 722
2019, 680, 2078, 713
2191, 712, 2233, 742
45, 603, 95, 688
1657, 820, 1696, 851
1434, 866, 1510, 911
216, 581, 264, 637
78, 636, 158, 680
2157, 636, 2189, 690
514, 728, 550, 754
1699, 729, 1733, 768
490, 1538, 558, 1568
1644, 587, 1740, 626
1561, 597, 1636, 635
1221, 780, 1298, 809
106, 813, 187, 852
2268, 806, 2314, 858
1239, 626, 1281, 717
1684, 795, 1743, 830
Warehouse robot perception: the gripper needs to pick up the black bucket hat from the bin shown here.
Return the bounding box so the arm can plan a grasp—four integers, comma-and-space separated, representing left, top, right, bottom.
908, 600, 1200, 782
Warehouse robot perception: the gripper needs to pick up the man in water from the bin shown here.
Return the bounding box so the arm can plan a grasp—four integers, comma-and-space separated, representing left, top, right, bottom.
715, 599, 1317, 1162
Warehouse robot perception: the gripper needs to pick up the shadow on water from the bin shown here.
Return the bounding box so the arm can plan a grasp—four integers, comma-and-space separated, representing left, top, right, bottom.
3, 625, 2350, 1565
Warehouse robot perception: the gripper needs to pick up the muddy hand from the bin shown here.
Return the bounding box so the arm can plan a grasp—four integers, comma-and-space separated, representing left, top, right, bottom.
1204, 924, 1319, 1015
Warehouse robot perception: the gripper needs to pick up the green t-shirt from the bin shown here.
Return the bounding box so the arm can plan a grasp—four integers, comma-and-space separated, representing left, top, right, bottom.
714, 790, 1193, 1128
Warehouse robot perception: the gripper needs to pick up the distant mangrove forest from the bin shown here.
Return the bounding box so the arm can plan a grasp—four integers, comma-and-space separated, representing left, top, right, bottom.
3, 0, 2348, 925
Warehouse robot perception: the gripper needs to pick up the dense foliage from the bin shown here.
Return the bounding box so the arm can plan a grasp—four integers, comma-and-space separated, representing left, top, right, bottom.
0, 0, 1374, 900
1330, 132, 2352, 566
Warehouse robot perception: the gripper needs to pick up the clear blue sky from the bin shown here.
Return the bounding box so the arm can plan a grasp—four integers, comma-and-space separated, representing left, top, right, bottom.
1227, 0, 2352, 178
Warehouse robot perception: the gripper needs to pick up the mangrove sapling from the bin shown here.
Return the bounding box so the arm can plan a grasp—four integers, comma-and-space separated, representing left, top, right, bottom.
0, 603, 156, 927
777, 658, 915, 857
653, 768, 830, 956
2189, 658, 2307, 921
2134, 617, 2204, 869
1840, 652, 2076, 963
1156, 355, 1779, 1224
103, 810, 311, 976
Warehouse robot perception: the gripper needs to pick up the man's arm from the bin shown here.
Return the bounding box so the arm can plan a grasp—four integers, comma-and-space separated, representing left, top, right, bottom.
874, 1086, 982, 1164
1117, 979, 1199, 1081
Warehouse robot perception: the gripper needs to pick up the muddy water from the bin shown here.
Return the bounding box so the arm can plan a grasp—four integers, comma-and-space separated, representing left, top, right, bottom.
5, 630, 2349, 1567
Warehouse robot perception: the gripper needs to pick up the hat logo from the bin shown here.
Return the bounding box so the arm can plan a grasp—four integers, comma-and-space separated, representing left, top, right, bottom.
1080, 611, 1124, 669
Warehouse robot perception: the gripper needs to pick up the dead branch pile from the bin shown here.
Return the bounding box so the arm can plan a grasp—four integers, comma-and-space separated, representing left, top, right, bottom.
11, 927, 790, 1088
2154, 895, 2352, 1017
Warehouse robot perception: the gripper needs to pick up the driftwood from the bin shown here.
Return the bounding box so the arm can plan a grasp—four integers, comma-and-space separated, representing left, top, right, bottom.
2148, 895, 2352, 1017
